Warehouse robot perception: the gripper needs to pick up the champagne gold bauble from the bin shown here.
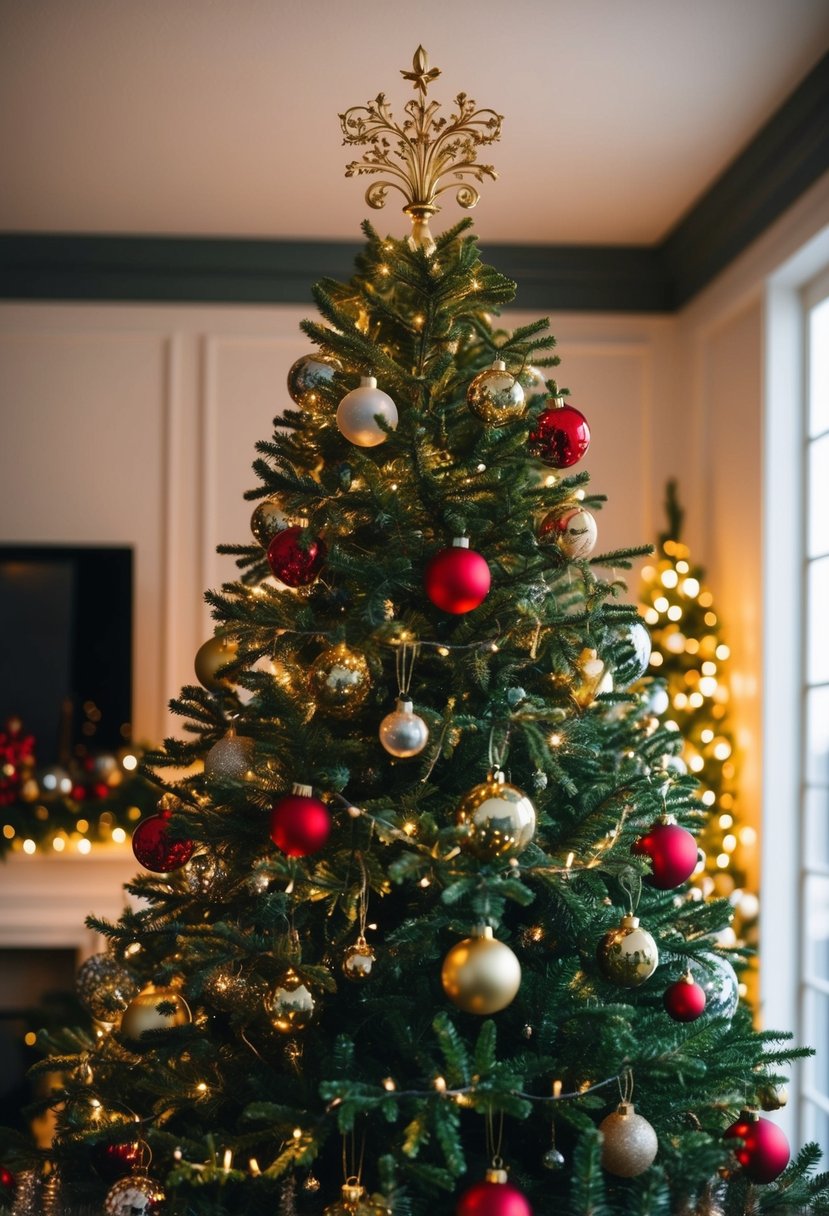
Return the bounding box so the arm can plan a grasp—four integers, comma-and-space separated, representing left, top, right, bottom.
441, 926, 521, 1014
599, 1102, 658, 1176
120, 985, 192, 1044
323, 1180, 392, 1216
204, 730, 255, 781
194, 634, 238, 692
456, 770, 536, 859
104, 1172, 166, 1216
264, 970, 316, 1033
467, 359, 526, 425
76, 952, 140, 1024
309, 643, 371, 717
378, 698, 429, 758
250, 497, 290, 548
287, 352, 342, 406
336, 375, 398, 447
597, 914, 658, 987
342, 936, 376, 982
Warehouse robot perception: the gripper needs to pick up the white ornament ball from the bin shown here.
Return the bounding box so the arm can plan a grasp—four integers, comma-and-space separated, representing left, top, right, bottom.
379, 699, 429, 758
441, 926, 521, 1014
600, 1102, 658, 1176
337, 375, 398, 447
597, 914, 659, 986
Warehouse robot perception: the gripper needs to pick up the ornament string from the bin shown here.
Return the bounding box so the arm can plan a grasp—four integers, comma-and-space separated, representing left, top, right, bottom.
617, 1067, 634, 1106
485, 1109, 505, 1168
488, 724, 510, 773
395, 641, 420, 697
342, 1127, 366, 1186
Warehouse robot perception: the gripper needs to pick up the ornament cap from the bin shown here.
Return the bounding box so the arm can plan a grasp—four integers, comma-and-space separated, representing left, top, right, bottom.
617, 1101, 636, 1116
484, 1168, 509, 1184
491, 769, 506, 785
492, 359, 507, 371
739, 1107, 761, 1123
476, 924, 495, 940
620, 914, 640, 930
396, 698, 414, 713
360, 375, 378, 389
291, 782, 313, 798
452, 536, 471, 548
342, 1180, 366, 1205
551, 394, 566, 408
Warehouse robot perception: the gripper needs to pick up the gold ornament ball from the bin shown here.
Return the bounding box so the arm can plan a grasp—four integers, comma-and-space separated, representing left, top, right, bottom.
204, 731, 255, 781
342, 937, 376, 982
264, 970, 316, 1033
599, 1102, 658, 1176
597, 914, 658, 987
759, 1083, 788, 1111
194, 634, 238, 692
76, 952, 140, 1024
287, 352, 342, 406
250, 497, 290, 548
104, 1173, 166, 1216
181, 851, 228, 897
441, 926, 521, 1014
324, 1181, 392, 1216
467, 359, 526, 425
120, 984, 192, 1043
309, 643, 371, 717
456, 771, 536, 859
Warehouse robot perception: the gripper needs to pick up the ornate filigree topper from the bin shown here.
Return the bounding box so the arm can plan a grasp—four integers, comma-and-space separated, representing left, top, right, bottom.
339, 46, 503, 254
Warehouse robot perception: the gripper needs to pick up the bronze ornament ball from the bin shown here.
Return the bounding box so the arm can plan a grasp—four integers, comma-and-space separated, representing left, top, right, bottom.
309, 643, 371, 717
265, 970, 316, 1033
287, 352, 342, 406
456, 770, 537, 859
250, 497, 291, 548
599, 1102, 658, 1176
120, 984, 192, 1044
597, 914, 658, 986
466, 359, 526, 425
342, 936, 377, 982
194, 634, 238, 692
441, 926, 521, 1014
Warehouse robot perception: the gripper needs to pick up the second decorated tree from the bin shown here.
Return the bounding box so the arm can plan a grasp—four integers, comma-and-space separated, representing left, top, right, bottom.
15, 46, 825, 1216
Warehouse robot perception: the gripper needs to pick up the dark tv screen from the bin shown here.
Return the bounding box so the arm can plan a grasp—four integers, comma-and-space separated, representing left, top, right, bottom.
0, 546, 133, 765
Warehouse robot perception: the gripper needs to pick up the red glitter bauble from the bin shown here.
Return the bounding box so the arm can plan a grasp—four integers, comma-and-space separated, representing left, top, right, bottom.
663, 975, 707, 1022
456, 1175, 531, 1216
270, 789, 331, 857
0, 1165, 16, 1204
267, 526, 326, 587
93, 1141, 140, 1182
424, 541, 491, 614
725, 1112, 790, 1183
132, 813, 194, 873
633, 821, 698, 889
528, 403, 590, 468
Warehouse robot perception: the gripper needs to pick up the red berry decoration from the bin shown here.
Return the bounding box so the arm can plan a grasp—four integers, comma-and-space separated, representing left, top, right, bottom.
425, 537, 491, 614
633, 819, 698, 889
663, 972, 707, 1022
267, 526, 326, 587
724, 1110, 790, 1183
270, 784, 331, 857
528, 397, 590, 468
132, 810, 194, 873
456, 1170, 531, 1216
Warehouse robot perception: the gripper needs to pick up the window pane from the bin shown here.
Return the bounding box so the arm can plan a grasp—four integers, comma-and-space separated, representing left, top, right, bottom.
805, 875, 829, 983
807, 557, 829, 683
809, 434, 829, 557
803, 1098, 829, 1151
803, 987, 829, 1098
805, 787, 829, 869
806, 685, 829, 786
810, 296, 829, 437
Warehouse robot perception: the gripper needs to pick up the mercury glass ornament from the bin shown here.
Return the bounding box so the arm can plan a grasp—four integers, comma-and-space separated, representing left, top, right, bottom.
287, 352, 342, 406
379, 698, 428, 758
538, 501, 598, 559
204, 729, 255, 781
309, 643, 371, 717
698, 953, 740, 1020
456, 771, 536, 860
441, 925, 521, 1015
467, 359, 526, 425
265, 970, 316, 1033
614, 619, 652, 687
250, 497, 290, 548
76, 953, 140, 1024
342, 936, 376, 982
194, 634, 238, 692
599, 1102, 658, 1176
323, 1180, 392, 1216
597, 914, 658, 987
104, 1173, 166, 1216
120, 984, 192, 1044
336, 376, 398, 446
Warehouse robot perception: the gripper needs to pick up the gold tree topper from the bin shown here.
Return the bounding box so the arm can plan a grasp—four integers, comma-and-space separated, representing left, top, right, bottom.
339, 46, 503, 253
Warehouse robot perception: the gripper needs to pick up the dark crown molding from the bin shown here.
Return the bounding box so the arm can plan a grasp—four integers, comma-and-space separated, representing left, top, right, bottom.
1, 53, 827, 313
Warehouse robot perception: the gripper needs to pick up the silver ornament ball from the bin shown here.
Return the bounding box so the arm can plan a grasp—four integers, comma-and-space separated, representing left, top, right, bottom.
599, 1103, 658, 1177
336, 376, 398, 447
542, 1147, 565, 1171
104, 1173, 166, 1216
204, 732, 255, 781
379, 699, 429, 758
698, 953, 740, 1020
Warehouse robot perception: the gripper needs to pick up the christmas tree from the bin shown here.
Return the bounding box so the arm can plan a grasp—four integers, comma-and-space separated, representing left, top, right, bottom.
3, 47, 826, 1216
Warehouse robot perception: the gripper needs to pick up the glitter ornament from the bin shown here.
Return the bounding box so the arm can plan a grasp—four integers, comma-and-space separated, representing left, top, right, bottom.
467, 359, 526, 425
456, 771, 536, 859
379, 698, 429, 757
132, 809, 193, 873
342, 936, 376, 982
614, 619, 652, 686
194, 633, 238, 691
120, 985, 192, 1044
441, 926, 521, 1015
250, 497, 290, 548
633, 819, 698, 889
76, 952, 140, 1024
597, 914, 658, 986
287, 352, 342, 406
698, 953, 740, 1020
663, 972, 707, 1022
528, 397, 590, 468
425, 538, 491, 614
599, 1103, 658, 1176
270, 784, 331, 856
204, 965, 262, 1011
181, 851, 228, 897
323, 1180, 392, 1216
204, 727, 255, 781
455, 1169, 531, 1216
337, 376, 398, 446
104, 1172, 166, 1216
724, 1110, 790, 1183
265, 969, 316, 1033
538, 501, 598, 559
309, 643, 371, 717
267, 526, 326, 587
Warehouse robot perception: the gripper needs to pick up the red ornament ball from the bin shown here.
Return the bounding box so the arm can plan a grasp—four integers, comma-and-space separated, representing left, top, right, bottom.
456, 1174, 531, 1216
663, 974, 707, 1022
132, 812, 194, 873
93, 1141, 140, 1182
528, 401, 590, 468
633, 821, 698, 889
725, 1112, 790, 1183
0, 1165, 16, 1204
425, 540, 491, 614
267, 526, 326, 587
270, 787, 331, 857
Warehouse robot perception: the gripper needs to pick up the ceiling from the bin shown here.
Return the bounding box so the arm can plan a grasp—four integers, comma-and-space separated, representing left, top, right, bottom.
1, 0, 828, 248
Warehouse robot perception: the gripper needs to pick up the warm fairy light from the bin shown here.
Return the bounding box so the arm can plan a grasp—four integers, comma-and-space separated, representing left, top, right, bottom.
490, 642, 499, 652
698, 591, 714, 607
379, 264, 390, 276
713, 739, 731, 760
122, 754, 138, 771
403, 822, 417, 836
390, 482, 399, 492
249, 1159, 261, 1175
720, 793, 734, 809
681, 577, 700, 597
565, 851, 575, 870
419, 877, 431, 888
716, 644, 730, 660
52, 836, 65, 852
667, 605, 682, 621
196, 1082, 208, 1093
438, 646, 449, 657
685, 637, 700, 654
674, 692, 688, 709
23, 839, 36, 854
125, 942, 142, 956
2, 825, 14, 839
77, 838, 92, 854
740, 826, 757, 846
544, 474, 556, 488
704, 611, 717, 626
701, 729, 714, 743
433, 1075, 447, 1092
701, 790, 716, 806
723, 834, 737, 852
701, 661, 717, 676
698, 677, 718, 697
549, 733, 562, 747
476, 463, 487, 473
654, 596, 669, 613
661, 569, 678, 588
676, 560, 689, 574
412, 315, 425, 330
112, 827, 127, 843
76, 818, 89, 833
716, 853, 730, 868
689, 755, 704, 772
24, 1031, 36, 1046
650, 652, 664, 667
574, 489, 585, 501
644, 607, 659, 625
688, 692, 704, 708
382, 1077, 396, 1091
